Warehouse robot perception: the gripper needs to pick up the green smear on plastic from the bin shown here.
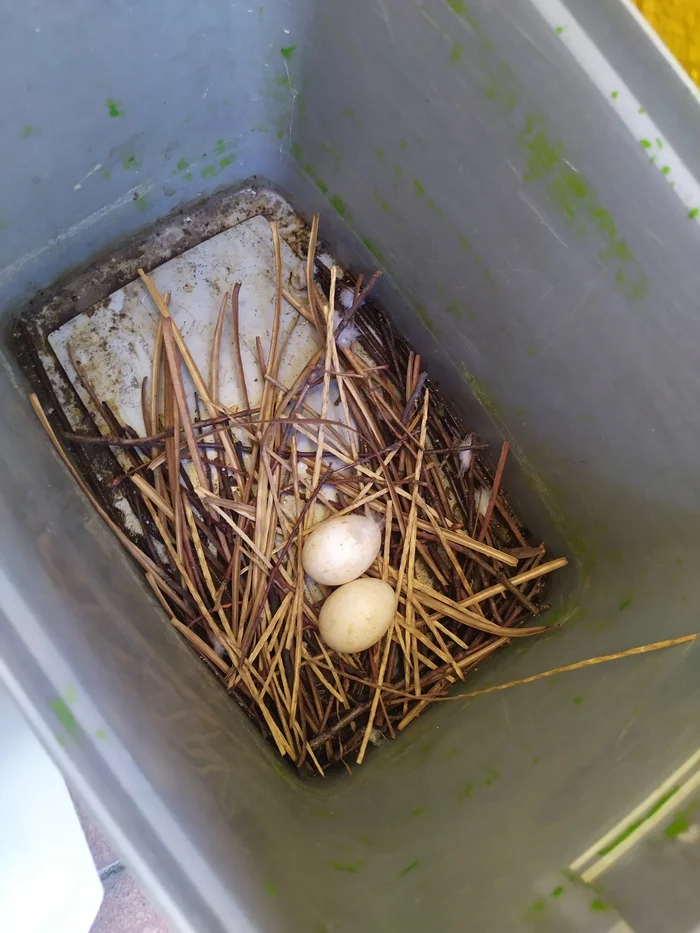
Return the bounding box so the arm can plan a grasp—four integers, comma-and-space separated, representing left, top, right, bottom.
375, 148, 385, 161
96, 729, 108, 741
291, 143, 329, 195
460, 366, 502, 418
51, 698, 78, 738
122, 153, 139, 170
362, 237, 386, 266
219, 154, 235, 169
21, 125, 34, 139
590, 899, 609, 912
175, 157, 189, 173
459, 783, 474, 800
400, 860, 420, 877
413, 179, 425, 197
689, 208, 699, 220
415, 301, 438, 337
597, 786, 680, 855
332, 861, 363, 874
664, 800, 699, 839
411, 806, 425, 817
519, 113, 648, 299
485, 765, 500, 786
106, 98, 124, 117
280, 45, 296, 58
445, 0, 477, 28
551, 886, 564, 898
450, 42, 463, 64
619, 597, 633, 611
572, 696, 584, 705
329, 195, 347, 217
265, 881, 277, 897
135, 194, 147, 211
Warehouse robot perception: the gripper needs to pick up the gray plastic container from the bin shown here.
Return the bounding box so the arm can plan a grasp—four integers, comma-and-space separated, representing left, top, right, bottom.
2, 1, 700, 931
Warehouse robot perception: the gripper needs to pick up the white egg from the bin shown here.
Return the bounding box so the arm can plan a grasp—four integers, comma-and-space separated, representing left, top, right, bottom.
302, 514, 381, 586
318, 577, 396, 653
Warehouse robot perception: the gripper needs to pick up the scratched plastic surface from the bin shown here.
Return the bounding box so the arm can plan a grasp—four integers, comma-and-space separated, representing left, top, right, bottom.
2, 1, 700, 931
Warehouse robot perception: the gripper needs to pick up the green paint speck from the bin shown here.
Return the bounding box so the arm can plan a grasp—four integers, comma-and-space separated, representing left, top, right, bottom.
400, 138, 407, 150
372, 189, 391, 214
656, 137, 663, 149
332, 860, 363, 874
215, 138, 226, 154
265, 881, 277, 897
554, 25, 566, 34
176, 157, 189, 173
447, 301, 462, 320
96, 729, 108, 741
485, 765, 500, 786
276, 128, 284, 139
358, 835, 374, 847
689, 208, 699, 220
450, 42, 463, 64
638, 106, 646, 114
280, 45, 296, 58
410, 806, 425, 817
573, 696, 584, 705
400, 860, 419, 877
532, 756, 540, 764
100, 167, 112, 180
51, 698, 78, 737
619, 597, 632, 611
135, 194, 147, 211
106, 98, 124, 117
551, 886, 564, 898
640, 138, 652, 149
122, 153, 139, 170
375, 148, 385, 161
459, 783, 473, 800
219, 154, 235, 169
661, 165, 671, 175
21, 125, 34, 139
183, 171, 192, 181
413, 179, 425, 197
590, 899, 609, 912
201, 164, 217, 178
611, 90, 618, 99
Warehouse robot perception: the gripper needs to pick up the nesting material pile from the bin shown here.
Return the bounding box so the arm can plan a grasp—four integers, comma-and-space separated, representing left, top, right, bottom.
31, 215, 566, 775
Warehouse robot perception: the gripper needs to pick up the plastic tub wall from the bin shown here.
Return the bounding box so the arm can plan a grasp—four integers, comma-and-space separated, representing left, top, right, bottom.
2, 1, 700, 931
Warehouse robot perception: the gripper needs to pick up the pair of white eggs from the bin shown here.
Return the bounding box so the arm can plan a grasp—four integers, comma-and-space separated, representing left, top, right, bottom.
301, 514, 395, 653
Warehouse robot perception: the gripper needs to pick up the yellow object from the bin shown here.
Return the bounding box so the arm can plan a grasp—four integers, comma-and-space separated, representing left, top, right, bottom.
634, 0, 700, 86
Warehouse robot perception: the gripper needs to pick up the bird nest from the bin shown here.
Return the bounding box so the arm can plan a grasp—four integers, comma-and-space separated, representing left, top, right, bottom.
30, 214, 566, 776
